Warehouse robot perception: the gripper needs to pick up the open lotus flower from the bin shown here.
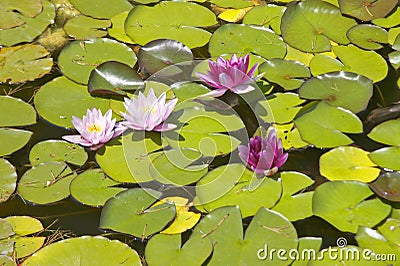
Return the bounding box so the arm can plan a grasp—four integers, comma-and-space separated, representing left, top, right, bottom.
121, 88, 178, 132
238, 129, 288, 176
196, 54, 262, 97
63, 108, 123, 150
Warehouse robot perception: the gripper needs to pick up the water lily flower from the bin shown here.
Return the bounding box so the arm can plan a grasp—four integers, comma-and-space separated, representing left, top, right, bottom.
121, 88, 178, 132
196, 54, 262, 97
63, 108, 123, 150
238, 129, 288, 176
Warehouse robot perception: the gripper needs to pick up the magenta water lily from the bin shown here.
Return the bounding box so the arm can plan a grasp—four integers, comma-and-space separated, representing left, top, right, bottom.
121, 88, 178, 132
63, 108, 123, 150
196, 54, 262, 97
238, 128, 288, 176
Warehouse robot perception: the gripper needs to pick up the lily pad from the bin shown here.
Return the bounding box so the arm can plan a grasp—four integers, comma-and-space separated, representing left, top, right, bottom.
68, 0, 132, 19
292, 237, 323, 266
21, 236, 142, 265
313, 181, 391, 233
347, 24, 388, 50
70, 169, 125, 207
259, 59, 310, 91
294, 102, 363, 148
58, 38, 137, 84
0, 44, 53, 83
242, 4, 286, 34
209, 24, 286, 59
0, 0, 42, 30
284, 45, 314, 67
108, 11, 135, 44
0, 219, 14, 239
171, 82, 211, 103
88, 61, 143, 96
309, 54, 344, 76
368, 119, 400, 145
0, 0, 55, 47
389, 51, 400, 69
0, 128, 33, 157
125, 2, 217, 48
369, 146, 400, 171
0, 96, 36, 127
34, 76, 111, 128
0, 159, 17, 203
338, 0, 398, 21
373, 6, 400, 28
370, 172, 400, 202
275, 123, 309, 149
29, 140, 88, 166
0, 255, 15, 266
138, 39, 193, 75
100, 188, 176, 238
64, 15, 111, 40
280, 0, 356, 52
298, 71, 373, 113
17, 162, 76, 205
195, 164, 282, 218
209, 0, 253, 8
319, 146, 380, 182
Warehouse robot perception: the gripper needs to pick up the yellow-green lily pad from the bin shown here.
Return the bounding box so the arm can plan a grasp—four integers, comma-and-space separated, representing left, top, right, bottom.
347, 24, 388, 50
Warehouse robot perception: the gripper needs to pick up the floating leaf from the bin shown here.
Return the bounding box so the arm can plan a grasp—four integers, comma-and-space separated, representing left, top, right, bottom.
313, 181, 391, 233
368, 119, 400, 145
68, 0, 132, 19
171, 82, 210, 103
196, 164, 282, 218
18, 162, 76, 205
21, 236, 142, 265
125, 2, 217, 48
347, 24, 388, 50
0, 44, 53, 83
0, 255, 15, 266
389, 51, 400, 69
88, 61, 143, 96
64, 15, 111, 40
338, 0, 398, 21
58, 38, 137, 84
0, 128, 33, 157
320, 146, 380, 182
280, 0, 356, 53
0, 219, 14, 239
4, 216, 43, 236
209, 0, 253, 8
294, 102, 363, 148
0, 159, 17, 203
309, 54, 344, 76
275, 123, 309, 149
298, 71, 373, 113
292, 237, 322, 266
373, 7, 400, 28
369, 147, 400, 171
100, 188, 176, 238
0, 96, 36, 127
377, 218, 400, 246
218, 8, 251, 23
0, 0, 41, 29
34, 76, 110, 128
108, 11, 134, 44
209, 24, 286, 59
242, 4, 286, 34
284, 45, 314, 67
370, 172, 400, 202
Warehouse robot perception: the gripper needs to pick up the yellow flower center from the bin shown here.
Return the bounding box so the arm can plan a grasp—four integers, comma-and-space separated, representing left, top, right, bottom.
87, 124, 102, 133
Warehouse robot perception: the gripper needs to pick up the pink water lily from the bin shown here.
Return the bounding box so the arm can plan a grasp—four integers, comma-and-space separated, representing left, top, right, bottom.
121, 88, 178, 132
238, 129, 288, 176
196, 54, 262, 97
62, 108, 123, 150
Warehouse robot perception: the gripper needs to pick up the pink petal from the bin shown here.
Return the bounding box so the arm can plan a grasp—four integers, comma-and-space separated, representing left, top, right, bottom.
238, 145, 249, 163
230, 84, 255, 94
62, 135, 92, 147
219, 73, 234, 89
153, 123, 177, 132
199, 88, 228, 98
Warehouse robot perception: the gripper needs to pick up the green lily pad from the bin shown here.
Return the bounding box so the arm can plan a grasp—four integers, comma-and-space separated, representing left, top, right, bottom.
0, 44, 53, 83
4, 216, 43, 236
21, 236, 142, 265
108, 11, 135, 44
333, 45, 388, 83
389, 51, 400, 69
338, 0, 398, 21
17, 162, 76, 205
272, 172, 314, 221
0, 96, 36, 127
294, 102, 363, 148
242, 4, 286, 34
29, 140, 88, 166
171, 82, 211, 103
88, 61, 143, 96
209, 0, 253, 8
70, 169, 125, 207
347, 24, 388, 50
0, 159, 17, 203
319, 146, 380, 182
138, 39, 193, 75
256, 93, 305, 124
195, 164, 282, 218
58, 38, 137, 85
64, 15, 111, 40
259, 59, 310, 91
209, 24, 286, 59
34, 76, 111, 128
0, 219, 14, 239
150, 148, 208, 186
292, 237, 323, 266
193, 206, 298, 265
373, 6, 400, 28
280, 0, 356, 53
368, 119, 400, 145
378, 218, 400, 246
68, 0, 132, 19
125, 2, 217, 48
298, 71, 373, 113
100, 188, 176, 238
0, 128, 33, 157
0, 255, 15, 266
309, 54, 344, 76
388, 27, 400, 45
145, 233, 212, 266
284, 45, 314, 67
370, 172, 400, 202
0, 0, 55, 47
369, 146, 400, 171
275, 123, 309, 149
313, 181, 391, 233
0, 0, 42, 29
